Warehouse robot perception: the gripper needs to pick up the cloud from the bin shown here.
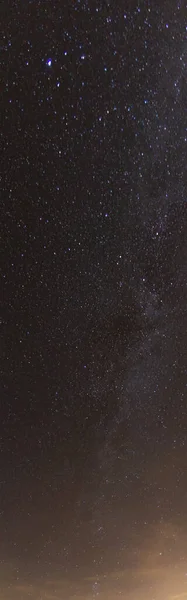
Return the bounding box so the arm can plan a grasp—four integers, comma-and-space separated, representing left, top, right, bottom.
2, 530, 187, 600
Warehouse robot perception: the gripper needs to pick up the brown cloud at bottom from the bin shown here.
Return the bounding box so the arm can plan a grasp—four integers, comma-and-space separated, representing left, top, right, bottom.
1, 564, 187, 599
1, 522, 187, 599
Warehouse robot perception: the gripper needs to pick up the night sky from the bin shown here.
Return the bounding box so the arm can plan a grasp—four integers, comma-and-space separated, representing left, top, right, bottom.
1, 0, 187, 598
